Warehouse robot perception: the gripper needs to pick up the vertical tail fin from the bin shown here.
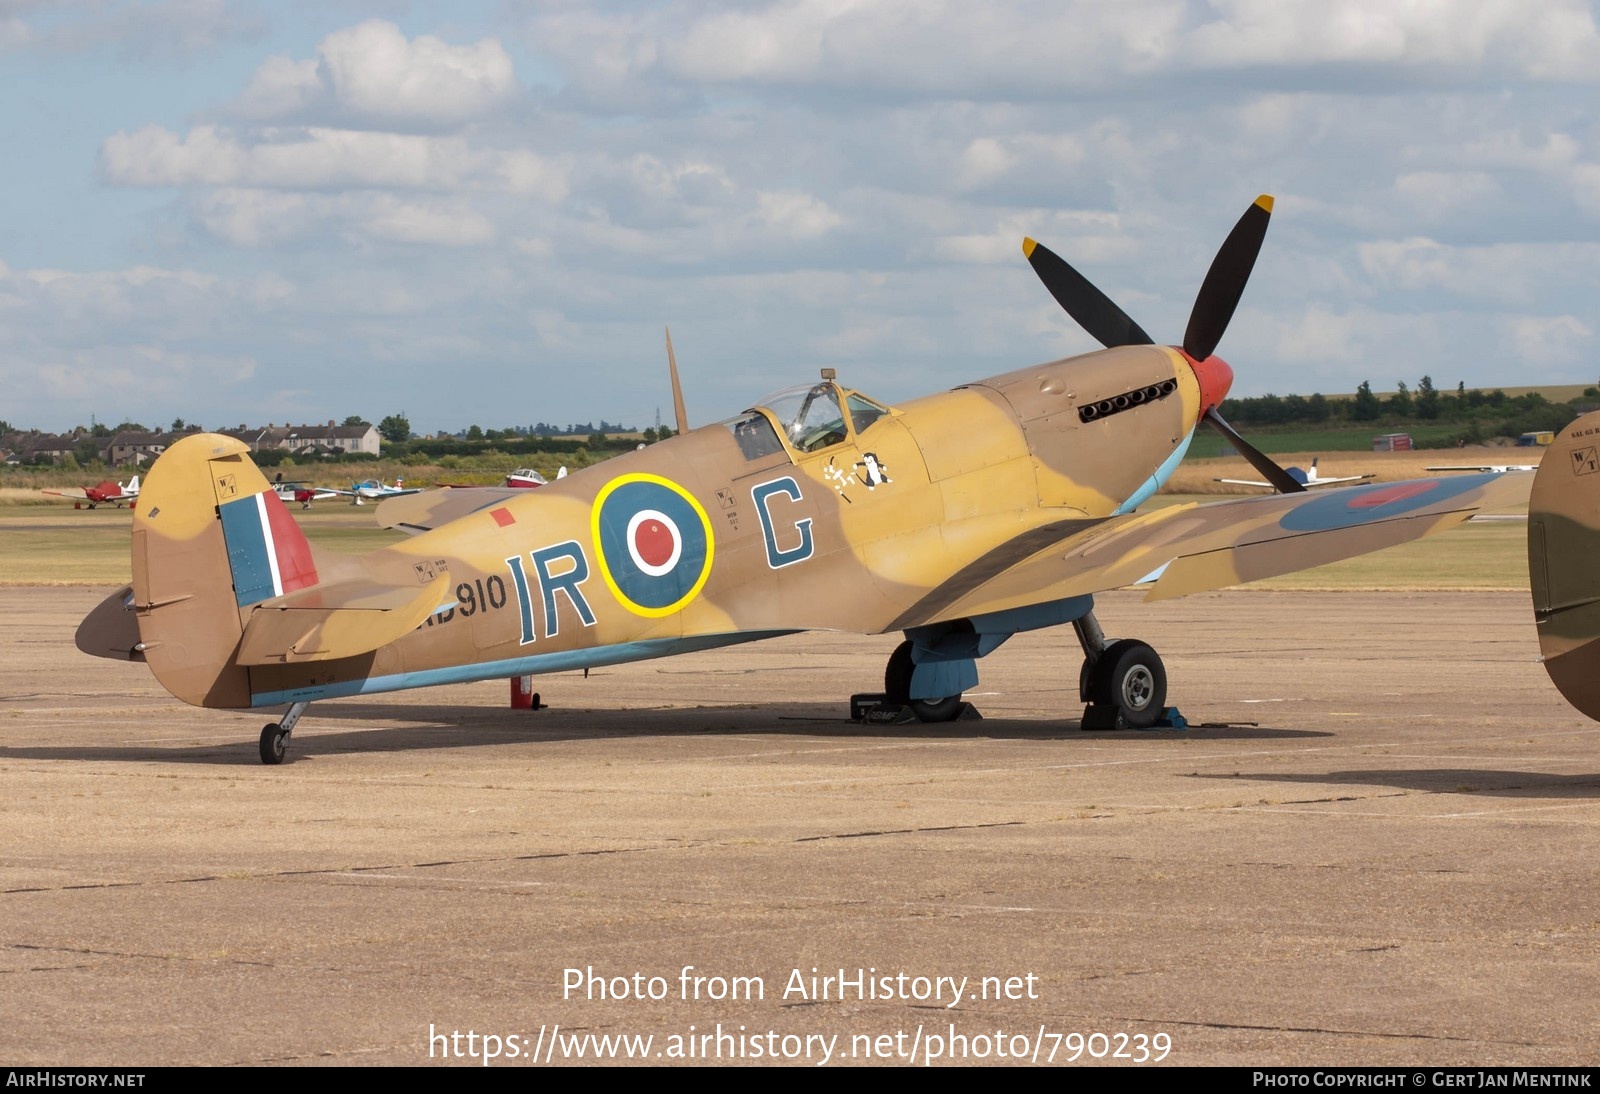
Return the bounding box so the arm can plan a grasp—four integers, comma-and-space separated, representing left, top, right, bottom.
131, 433, 319, 707
1528, 413, 1600, 720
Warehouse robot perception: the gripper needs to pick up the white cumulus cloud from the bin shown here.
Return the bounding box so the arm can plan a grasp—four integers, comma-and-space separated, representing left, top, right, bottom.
102, 124, 568, 198
235, 19, 519, 127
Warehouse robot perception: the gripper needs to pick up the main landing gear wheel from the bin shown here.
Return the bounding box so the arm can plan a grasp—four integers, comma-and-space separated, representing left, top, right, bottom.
1086, 639, 1167, 729
260, 724, 288, 765
885, 640, 964, 723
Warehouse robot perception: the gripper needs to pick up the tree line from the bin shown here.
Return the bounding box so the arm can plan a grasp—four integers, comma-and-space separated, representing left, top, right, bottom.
1217, 377, 1595, 443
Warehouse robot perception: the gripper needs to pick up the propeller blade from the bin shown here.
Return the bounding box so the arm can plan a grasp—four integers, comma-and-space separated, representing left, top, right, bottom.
1023, 237, 1154, 349
665, 326, 689, 434
1203, 406, 1305, 494
1183, 194, 1273, 362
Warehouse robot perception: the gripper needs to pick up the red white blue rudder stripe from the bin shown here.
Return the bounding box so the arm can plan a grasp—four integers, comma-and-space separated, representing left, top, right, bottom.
218, 490, 319, 606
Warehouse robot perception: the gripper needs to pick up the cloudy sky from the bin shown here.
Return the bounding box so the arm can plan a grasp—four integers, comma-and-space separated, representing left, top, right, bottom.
2, 0, 1598, 436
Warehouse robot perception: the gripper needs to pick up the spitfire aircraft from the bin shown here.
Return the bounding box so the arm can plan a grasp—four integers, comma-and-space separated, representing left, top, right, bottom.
76, 196, 1530, 764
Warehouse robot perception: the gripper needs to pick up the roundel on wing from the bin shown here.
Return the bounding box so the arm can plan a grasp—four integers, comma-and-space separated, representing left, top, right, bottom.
591, 474, 715, 617
1277, 474, 1492, 533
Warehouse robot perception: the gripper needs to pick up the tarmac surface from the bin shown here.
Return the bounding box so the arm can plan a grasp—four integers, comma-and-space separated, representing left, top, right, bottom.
3, 585, 1597, 1067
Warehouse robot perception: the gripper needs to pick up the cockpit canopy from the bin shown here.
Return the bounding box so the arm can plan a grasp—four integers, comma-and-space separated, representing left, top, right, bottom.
721, 380, 890, 461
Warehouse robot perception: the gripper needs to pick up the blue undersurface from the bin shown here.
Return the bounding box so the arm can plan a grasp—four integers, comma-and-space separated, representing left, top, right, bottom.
250, 629, 798, 708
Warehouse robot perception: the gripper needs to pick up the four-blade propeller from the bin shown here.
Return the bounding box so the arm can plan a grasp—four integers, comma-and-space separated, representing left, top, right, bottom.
1024, 195, 1303, 494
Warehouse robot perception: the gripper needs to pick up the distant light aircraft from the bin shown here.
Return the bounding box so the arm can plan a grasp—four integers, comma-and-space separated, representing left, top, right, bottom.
44, 475, 140, 509
337, 478, 421, 505
503, 466, 568, 488
1216, 456, 1373, 490
75, 196, 1530, 764
271, 481, 341, 510
1427, 463, 1538, 474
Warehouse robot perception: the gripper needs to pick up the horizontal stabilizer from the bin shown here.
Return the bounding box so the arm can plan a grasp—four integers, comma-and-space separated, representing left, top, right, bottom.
75, 585, 145, 661
237, 568, 451, 664
376, 488, 525, 535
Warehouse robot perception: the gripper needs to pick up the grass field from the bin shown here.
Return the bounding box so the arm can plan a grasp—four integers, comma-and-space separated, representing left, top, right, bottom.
1182, 423, 1481, 457
0, 504, 407, 585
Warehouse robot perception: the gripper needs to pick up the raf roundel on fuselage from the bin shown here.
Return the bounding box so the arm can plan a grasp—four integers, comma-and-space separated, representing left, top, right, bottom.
591, 473, 716, 617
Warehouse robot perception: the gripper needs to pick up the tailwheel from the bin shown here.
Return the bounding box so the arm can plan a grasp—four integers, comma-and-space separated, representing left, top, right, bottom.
257, 700, 309, 765
260, 724, 288, 765
1085, 639, 1167, 729
885, 640, 964, 723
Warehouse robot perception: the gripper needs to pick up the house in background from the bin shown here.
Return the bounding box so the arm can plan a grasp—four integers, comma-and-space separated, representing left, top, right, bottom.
6, 420, 381, 465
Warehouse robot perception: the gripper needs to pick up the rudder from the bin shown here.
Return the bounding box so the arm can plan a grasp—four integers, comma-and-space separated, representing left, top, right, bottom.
131, 433, 319, 708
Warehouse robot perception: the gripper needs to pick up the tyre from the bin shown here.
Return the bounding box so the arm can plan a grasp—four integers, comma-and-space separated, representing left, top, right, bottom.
1090, 639, 1166, 729
260, 724, 287, 765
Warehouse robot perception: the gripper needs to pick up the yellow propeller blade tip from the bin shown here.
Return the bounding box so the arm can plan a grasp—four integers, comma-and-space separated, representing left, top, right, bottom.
1022, 237, 1037, 258
1255, 194, 1274, 213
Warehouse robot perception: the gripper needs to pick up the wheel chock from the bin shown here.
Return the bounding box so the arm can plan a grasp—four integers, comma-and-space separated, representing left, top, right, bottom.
1148, 706, 1187, 731
850, 692, 886, 721
864, 703, 918, 725
850, 694, 983, 724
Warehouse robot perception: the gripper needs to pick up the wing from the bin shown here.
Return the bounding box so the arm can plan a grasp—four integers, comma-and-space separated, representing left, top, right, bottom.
42, 488, 91, 501
374, 487, 528, 534
889, 472, 1529, 630
1214, 477, 1270, 488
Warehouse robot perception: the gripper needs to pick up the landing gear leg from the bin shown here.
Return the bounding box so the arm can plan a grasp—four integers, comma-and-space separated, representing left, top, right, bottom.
1073, 612, 1108, 703
1074, 610, 1167, 729
259, 701, 310, 765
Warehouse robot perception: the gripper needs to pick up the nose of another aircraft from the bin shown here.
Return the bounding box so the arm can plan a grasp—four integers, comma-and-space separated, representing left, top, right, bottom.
1189, 353, 1234, 414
